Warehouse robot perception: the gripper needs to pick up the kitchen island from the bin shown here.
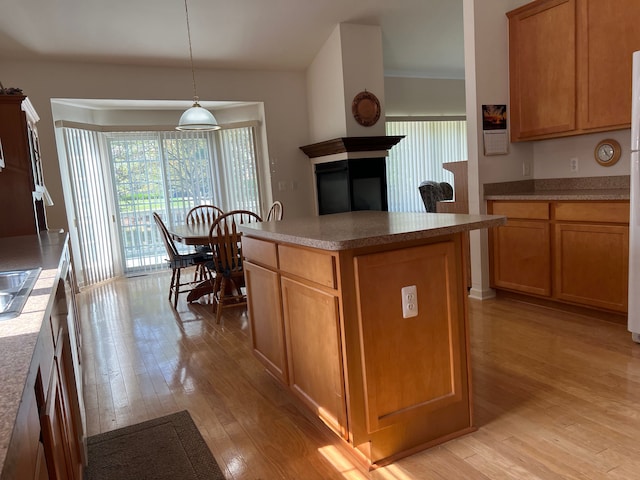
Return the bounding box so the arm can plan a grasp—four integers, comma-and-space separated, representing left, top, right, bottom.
239, 211, 505, 466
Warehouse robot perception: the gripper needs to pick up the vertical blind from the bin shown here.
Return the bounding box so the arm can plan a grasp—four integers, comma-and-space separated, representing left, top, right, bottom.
385, 119, 467, 212
61, 128, 116, 285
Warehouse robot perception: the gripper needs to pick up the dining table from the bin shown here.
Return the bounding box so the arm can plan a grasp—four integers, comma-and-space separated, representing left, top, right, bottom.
168, 223, 212, 246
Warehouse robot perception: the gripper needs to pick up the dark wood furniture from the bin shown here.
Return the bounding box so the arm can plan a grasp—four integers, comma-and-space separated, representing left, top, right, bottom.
206, 210, 262, 323
0, 95, 48, 237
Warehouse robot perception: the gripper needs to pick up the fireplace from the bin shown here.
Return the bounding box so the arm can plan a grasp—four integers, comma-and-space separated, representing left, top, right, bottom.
314, 158, 387, 214
300, 136, 404, 215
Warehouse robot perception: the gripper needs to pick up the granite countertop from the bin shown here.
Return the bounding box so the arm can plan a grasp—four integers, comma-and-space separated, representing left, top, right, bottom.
0, 232, 68, 471
239, 211, 506, 251
484, 176, 630, 201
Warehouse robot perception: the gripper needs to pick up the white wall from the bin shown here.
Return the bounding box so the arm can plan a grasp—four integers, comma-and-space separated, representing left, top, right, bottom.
340, 24, 386, 137
2, 58, 315, 231
306, 25, 347, 143
306, 23, 386, 142
384, 77, 466, 117
464, 0, 532, 299
533, 129, 630, 178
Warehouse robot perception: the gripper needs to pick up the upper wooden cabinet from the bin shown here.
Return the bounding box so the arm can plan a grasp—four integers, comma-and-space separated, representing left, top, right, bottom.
507, 0, 640, 141
0, 94, 48, 236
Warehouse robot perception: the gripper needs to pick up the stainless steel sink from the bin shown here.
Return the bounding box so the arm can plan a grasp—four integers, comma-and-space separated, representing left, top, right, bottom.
0, 268, 42, 320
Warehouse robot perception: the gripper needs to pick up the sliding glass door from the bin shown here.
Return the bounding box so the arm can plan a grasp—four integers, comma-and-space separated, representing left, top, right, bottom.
60, 125, 260, 286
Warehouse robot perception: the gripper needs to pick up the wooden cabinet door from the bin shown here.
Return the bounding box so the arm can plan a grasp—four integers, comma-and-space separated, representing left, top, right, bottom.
508, 0, 576, 140
490, 219, 551, 296
57, 330, 84, 480
244, 261, 288, 384
577, 0, 640, 131
554, 223, 629, 312
353, 241, 471, 437
41, 328, 83, 480
41, 360, 72, 480
280, 277, 346, 438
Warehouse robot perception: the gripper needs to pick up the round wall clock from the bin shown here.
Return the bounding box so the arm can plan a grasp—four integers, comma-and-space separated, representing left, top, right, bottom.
352, 90, 381, 127
594, 139, 621, 166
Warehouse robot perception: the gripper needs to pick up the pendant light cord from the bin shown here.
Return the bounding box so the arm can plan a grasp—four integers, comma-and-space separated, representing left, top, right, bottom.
184, 0, 199, 104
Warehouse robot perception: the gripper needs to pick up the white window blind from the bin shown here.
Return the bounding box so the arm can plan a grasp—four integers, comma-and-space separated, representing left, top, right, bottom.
385, 119, 467, 212
61, 128, 116, 286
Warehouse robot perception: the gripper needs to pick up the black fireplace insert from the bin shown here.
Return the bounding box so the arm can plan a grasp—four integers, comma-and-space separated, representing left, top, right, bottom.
315, 157, 387, 215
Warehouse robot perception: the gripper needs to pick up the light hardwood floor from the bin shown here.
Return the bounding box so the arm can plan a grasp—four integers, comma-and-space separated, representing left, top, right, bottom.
77, 272, 640, 479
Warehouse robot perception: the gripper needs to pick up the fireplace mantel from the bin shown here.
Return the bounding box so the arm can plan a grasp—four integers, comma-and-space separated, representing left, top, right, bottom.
299, 136, 404, 159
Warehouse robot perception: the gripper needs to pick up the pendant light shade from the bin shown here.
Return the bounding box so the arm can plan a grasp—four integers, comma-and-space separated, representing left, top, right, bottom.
176, 0, 220, 131
177, 98, 221, 131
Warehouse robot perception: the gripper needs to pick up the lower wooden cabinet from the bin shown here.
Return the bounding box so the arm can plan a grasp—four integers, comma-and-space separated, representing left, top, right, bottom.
491, 219, 551, 296
554, 222, 628, 312
41, 357, 74, 480
244, 261, 288, 384
488, 200, 629, 313
40, 256, 85, 480
34, 443, 49, 480
280, 276, 345, 437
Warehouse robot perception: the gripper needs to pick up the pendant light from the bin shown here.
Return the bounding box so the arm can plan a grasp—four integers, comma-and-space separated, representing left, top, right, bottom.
176, 0, 220, 131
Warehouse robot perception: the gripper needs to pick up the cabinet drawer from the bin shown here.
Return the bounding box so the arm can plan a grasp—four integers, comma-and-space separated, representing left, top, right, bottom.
554, 202, 629, 224
242, 236, 278, 269
490, 201, 550, 220
279, 245, 336, 289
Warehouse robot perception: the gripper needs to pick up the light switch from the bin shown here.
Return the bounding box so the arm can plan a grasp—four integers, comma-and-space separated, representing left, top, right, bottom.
401, 285, 418, 318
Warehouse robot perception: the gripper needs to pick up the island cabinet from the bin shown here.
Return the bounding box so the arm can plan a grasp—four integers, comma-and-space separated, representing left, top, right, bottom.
244, 237, 346, 437
487, 200, 629, 313
0, 236, 85, 480
240, 211, 505, 466
507, 0, 640, 141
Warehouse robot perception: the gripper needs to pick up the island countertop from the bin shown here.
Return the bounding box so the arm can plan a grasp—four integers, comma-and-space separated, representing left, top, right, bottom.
239, 211, 506, 250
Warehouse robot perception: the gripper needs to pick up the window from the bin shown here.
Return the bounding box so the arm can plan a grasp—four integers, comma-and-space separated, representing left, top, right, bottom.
60, 125, 261, 286
385, 119, 467, 212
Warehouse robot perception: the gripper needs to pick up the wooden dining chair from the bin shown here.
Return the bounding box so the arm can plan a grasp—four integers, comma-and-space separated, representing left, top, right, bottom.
186, 205, 224, 226
186, 205, 224, 280
266, 200, 284, 221
153, 212, 210, 308
206, 210, 262, 323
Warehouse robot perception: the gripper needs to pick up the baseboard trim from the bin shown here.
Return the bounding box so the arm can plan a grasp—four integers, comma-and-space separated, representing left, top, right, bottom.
468, 287, 496, 301
495, 290, 627, 325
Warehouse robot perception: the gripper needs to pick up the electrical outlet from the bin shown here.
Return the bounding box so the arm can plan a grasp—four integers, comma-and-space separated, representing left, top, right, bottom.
401, 285, 418, 318
522, 162, 531, 177
570, 157, 579, 172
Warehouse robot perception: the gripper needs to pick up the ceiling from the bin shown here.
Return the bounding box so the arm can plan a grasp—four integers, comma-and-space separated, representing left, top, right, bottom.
0, 0, 465, 80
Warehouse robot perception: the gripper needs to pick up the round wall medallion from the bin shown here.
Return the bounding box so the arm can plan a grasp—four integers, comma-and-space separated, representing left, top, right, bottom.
594, 139, 621, 166
352, 90, 381, 127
